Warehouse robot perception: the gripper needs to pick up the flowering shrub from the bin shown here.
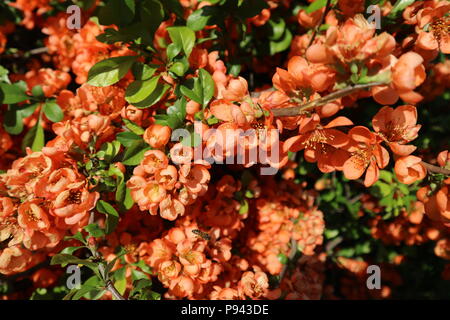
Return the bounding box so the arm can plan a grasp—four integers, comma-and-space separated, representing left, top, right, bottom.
0, 0, 449, 300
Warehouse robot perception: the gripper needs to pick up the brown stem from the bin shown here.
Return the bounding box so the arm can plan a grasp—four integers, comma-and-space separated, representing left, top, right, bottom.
1, 47, 48, 59
278, 238, 297, 287
271, 82, 386, 117
421, 161, 450, 176
88, 212, 127, 300
305, 0, 332, 50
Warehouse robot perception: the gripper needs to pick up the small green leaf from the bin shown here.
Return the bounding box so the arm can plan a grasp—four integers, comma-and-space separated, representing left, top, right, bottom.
43, 100, 64, 122
123, 118, 145, 135
113, 267, 127, 296
98, 0, 135, 27
198, 69, 214, 108
96, 200, 120, 234
4, 109, 23, 135
31, 85, 45, 100
122, 140, 151, 166
0, 82, 29, 104
305, 0, 327, 13
50, 254, 98, 270
239, 199, 249, 215
131, 62, 157, 81
140, 0, 164, 37
169, 62, 188, 77
84, 223, 106, 237
167, 26, 196, 57
117, 131, 143, 148
61, 246, 85, 255
31, 120, 45, 152
125, 76, 160, 104
187, 6, 220, 31
87, 56, 136, 87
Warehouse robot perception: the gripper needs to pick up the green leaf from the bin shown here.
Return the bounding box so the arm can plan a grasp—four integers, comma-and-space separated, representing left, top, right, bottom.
187, 6, 220, 31
125, 76, 160, 104
87, 56, 136, 87
98, 0, 135, 27
31, 120, 45, 152
277, 253, 288, 265
72, 285, 101, 300
198, 69, 214, 108
116, 183, 134, 210
239, 199, 249, 215
17, 103, 39, 118
96, 200, 120, 234
43, 100, 64, 122
140, 0, 164, 37
4, 109, 23, 135
131, 62, 157, 81
117, 131, 143, 148
61, 246, 85, 255
131, 269, 149, 281
113, 267, 127, 296
50, 254, 98, 270
0, 82, 29, 104
305, 0, 327, 13
132, 82, 169, 109
64, 232, 87, 245
122, 140, 151, 166
236, 0, 269, 19
169, 61, 188, 77
31, 85, 45, 100
167, 26, 196, 57
267, 17, 286, 41
123, 118, 145, 135
388, 0, 415, 18
84, 223, 106, 237
166, 43, 182, 61
269, 29, 292, 55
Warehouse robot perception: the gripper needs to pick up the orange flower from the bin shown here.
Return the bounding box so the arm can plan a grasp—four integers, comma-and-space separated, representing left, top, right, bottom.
0, 246, 33, 275
372, 105, 420, 156
17, 200, 51, 233
147, 239, 175, 268
143, 124, 172, 149
34, 168, 79, 199
343, 126, 390, 187
155, 165, 178, 190
140, 150, 169, 174
169, 275, 195, 298
158, 260, 182, 283
0, 197, 15, 220
51, 185, 99, 226
178, 164, 210, 195
284, 115, 352, 173
394, 155, 427, 184
159, 195, 185, 221
239, 270, 269, 299
222, 77, 248, 102
376, 52, 426, 105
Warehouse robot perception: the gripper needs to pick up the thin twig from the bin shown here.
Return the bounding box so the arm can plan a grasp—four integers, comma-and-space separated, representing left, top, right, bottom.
271, 82, 387, 117
87, 212, 126, 300
1, 47, 48, 59
278, 238, 297, 287
306, 0, 332, 50
421, 161, 450, 176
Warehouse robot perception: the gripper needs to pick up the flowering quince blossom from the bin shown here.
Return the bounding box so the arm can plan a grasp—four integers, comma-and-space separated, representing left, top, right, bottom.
343, 126, 390, 187
0, 0, 450, 302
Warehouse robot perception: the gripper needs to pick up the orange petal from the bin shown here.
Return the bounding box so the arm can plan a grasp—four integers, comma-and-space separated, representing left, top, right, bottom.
364, 161, 379, 187
343, 156, 366, 180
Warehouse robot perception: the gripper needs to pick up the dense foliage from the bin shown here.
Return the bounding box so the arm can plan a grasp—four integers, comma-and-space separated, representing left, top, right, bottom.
0, 0, 449, 300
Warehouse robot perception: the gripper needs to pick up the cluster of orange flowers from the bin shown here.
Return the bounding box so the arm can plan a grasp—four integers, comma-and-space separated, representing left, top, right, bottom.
1, 0, 449, 300
0, 149, 98, 275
